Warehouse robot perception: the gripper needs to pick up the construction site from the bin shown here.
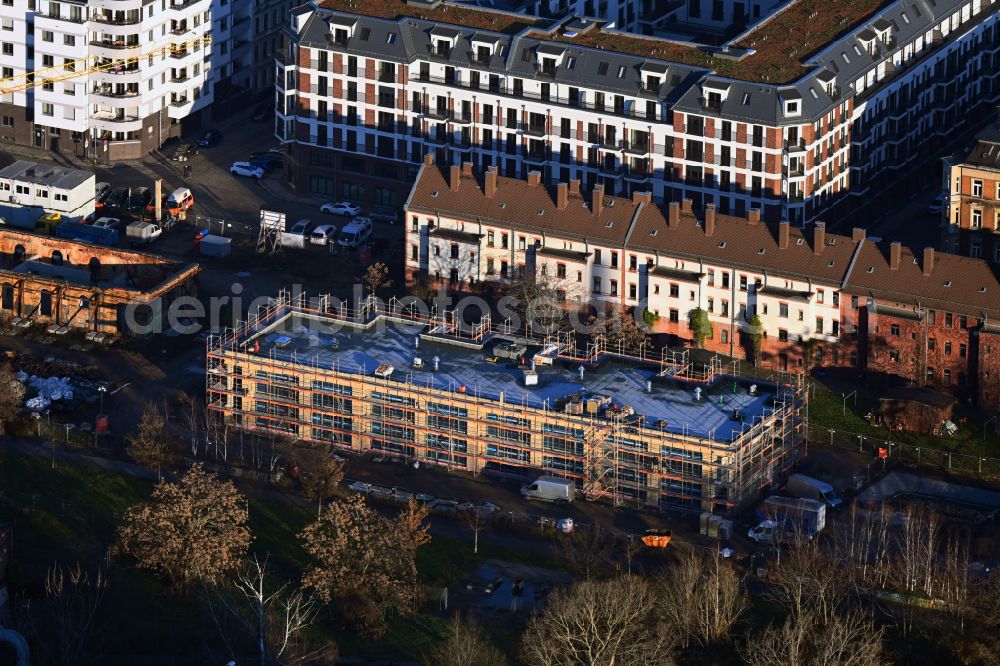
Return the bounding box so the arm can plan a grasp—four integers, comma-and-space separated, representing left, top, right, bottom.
206, 291, 808, 514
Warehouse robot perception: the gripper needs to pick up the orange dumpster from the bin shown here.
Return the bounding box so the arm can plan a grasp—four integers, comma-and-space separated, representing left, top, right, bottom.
640, 529, 672, 548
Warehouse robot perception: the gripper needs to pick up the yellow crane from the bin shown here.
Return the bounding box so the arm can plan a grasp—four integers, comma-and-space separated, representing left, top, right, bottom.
0, 35, 212, 96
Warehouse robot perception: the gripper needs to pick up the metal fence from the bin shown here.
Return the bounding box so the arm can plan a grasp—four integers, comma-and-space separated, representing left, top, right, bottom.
808, 426, 1000, 479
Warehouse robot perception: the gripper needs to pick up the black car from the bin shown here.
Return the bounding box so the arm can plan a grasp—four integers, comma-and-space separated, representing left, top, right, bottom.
103, 187, 129, 211
198, 129, 223, 148
128, 187, 152, 211
250, 153, 283, 172
171, 142, 198, 161
251, 104, 274, 122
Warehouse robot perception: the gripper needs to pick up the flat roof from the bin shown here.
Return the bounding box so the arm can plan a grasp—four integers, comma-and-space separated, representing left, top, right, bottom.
12, 259, 128, 288
244, 312, 782, 443
0, 160, 94, 191
319, 0, 542, 34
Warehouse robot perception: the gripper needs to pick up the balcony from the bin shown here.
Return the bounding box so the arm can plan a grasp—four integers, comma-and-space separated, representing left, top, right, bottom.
784, 138, 807, 152
622, 141, 649, 156
90, 12, 142, 25
91, 110, 139, 122
523, 123, 547, 137
426, 107, 449, 121
597, 137, 620, 150
598, 161, 619, 175
524, 149, 548, 163
90, 38, 140, 50
90, 84, 139, 98
169, 97, 191, 107
783, 164, 805, 177
450, 112, 474, 125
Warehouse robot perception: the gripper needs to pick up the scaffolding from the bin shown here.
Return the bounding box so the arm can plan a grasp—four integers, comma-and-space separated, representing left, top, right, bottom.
205, 295, 808, 514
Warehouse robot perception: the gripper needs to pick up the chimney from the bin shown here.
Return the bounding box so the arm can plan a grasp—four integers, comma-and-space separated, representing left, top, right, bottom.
813, 222, 825, 255
778, 220, 790, 250
923, 247, 935, 276
592, 184, 604, 217
852, 227, 866, 243
449, 164, 461, 192
631, 191, 652, 205
569, 179, 581, 195
704, 204, 716, 237
890, 241, 901, 270
527, 170, 541, 187
485, 166, 497, 198
681, 198, 693, 214
748, 208, 761, 225
422, 152, 434, 166
668, 201, 680, 228
462, 161, 474, 177
556, 182, 568, 210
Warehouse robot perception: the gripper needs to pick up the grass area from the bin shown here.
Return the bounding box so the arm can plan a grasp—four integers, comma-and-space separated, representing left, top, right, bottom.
808, 385, 1000, 459
0, 452, 563, 661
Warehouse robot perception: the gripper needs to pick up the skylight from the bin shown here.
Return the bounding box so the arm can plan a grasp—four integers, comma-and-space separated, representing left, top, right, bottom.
617, 65, 626, 78
598, 62, 609, 75
386, 33, 396, 44
741, 93, 751, 105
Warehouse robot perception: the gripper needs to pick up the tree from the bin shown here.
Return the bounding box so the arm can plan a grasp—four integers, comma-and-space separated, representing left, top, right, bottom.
361, 262, 393, 294
687, 308, 712, 348
424, 614, 506, 666
555, 527, 614, 581
589, 309, 650, 355
657, 550, 748, 647
299, 494, 430, 635
742, 608, 883, 666
520, 576, 674, 666
294, 447, 345, 518
460, 506, 487, 555
747, 314, 765, 365
204, 554, 330, 666
0, 364, 25, 436
19, 562, 108, 666
116, 464, 252, 594
180, 393, 201, 457
767, 530, 845, 624
500, 271, 575, 336
127, 403, 170, 479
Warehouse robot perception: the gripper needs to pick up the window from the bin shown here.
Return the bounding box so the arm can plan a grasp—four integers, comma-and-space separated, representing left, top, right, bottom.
629, 284, 637, 300
972, 179, 983, 197
593, 277, 601, 293
778, 329, 789, 342
959, 343, 967, 358
669, 309, 679, 323
739, 275, 747, 291
669, 284, 679, 298
629, 255, 637, 271
556, 263, 566, 279
779, 303, 788, 318
815, 317, 824, 334
928, 338, 936, 351
41, 30, 53, 42
972, 209, 982, 228
609, 280, 618, 297
41, 103, 53, 116
486, 230, 494, 246
720, 329, 728, 344
944, 341, 952, 355
1, 43, 13, 56
890, 324, 900, 336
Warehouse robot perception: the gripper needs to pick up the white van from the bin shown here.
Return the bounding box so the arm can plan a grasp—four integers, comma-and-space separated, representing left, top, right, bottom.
310, 224, 337, 245
520, 476, 575, 503
167, 187, 195, 210
337, 216, 373, 249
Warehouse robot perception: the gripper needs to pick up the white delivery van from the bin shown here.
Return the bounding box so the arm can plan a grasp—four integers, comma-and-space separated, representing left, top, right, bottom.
337, 216, 373, 249
125, 221, 161, 245
520, 476, 575, 503
786, 474, 843, 508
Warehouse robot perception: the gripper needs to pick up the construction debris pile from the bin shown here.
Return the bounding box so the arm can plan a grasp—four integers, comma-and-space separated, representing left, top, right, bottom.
19, 371, 75, 412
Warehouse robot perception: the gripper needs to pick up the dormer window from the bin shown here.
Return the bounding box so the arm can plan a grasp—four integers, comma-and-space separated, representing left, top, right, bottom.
329, 17, 357, 45
536, 44, 566, 75
471, 34, 499, 63
434, 39, 452, 58
540, 57, 557, 76
430, 27, 459, 59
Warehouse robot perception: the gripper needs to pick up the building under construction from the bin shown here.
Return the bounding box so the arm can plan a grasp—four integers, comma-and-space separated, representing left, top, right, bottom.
206, 291, 808, 514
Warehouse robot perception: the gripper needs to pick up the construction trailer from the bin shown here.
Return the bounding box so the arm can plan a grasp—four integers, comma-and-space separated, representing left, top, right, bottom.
206, 291, 808, 515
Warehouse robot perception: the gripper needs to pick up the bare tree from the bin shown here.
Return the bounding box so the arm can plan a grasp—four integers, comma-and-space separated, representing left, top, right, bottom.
0, 364, 25, 436
500, 271, 576, 336
116, 464, 252, 594
460, 506, 487, 555
204, 554, 329, 666
658, 550, 748, 648
424, 614, 506, 666
742, 608, 884, 666
520, 576, 675, 666
294, 447, 344, 518
697, 549, 749, 646
20, 562, 108, 666
127, 402, 170, 479
656, 551, 702, 649
180, 393, 201, 457
555, 527, 614, 581
767, 530, 845, 624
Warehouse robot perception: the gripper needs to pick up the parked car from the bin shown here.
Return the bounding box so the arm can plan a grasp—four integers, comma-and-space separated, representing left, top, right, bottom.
251, 103, 274, 122
310, 224, 337, 245
320, 201, 360, 216
370, 206, 399, 224
288, 219, 311, 235
128, 187, 152, 211
103, 187, 129, 211
230, 161, 265, 179
171, 142, 199, 161
250, 153, 282, 172
198, 129, 223, 148
95, 181, 111, 202
92, 216, 124, 231
338, 216, 373, 249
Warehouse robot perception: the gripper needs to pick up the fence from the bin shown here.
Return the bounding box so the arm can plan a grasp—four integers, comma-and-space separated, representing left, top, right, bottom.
809, 426, 1000, 479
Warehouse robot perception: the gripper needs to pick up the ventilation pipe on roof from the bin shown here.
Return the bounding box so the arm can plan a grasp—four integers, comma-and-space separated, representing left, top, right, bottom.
592, 184, 604, 217
668, 201, 680, 228
813, 222, 826, 255
449, 165, 461, 192
704, 204, 716, 237
923, 247, 935, 276
485, 166, 498, 198
890, 241, 902, 270
778, 220, 790, 250
557, 182, 568, 210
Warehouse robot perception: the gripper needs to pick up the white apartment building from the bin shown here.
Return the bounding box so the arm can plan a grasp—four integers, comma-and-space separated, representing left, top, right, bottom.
0, 0, 234, 160
278, 0, 1000, 226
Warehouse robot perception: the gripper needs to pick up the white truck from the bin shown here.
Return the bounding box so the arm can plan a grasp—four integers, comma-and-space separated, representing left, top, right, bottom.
785, 473, 843, 508
748, 496, 826, 544
126, 221, 162, 245
520, 476, 575, 503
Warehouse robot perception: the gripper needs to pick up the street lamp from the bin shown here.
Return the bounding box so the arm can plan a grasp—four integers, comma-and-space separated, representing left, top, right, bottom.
97, 385, 107, 416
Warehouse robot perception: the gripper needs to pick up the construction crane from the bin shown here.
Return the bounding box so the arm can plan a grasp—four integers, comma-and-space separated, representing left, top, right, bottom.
0, 36, 212, 96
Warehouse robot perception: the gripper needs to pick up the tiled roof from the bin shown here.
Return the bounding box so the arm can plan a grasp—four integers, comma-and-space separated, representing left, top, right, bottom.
407, 163, 1000, 321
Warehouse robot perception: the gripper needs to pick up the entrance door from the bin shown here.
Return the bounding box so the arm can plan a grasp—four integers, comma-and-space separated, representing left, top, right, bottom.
40, 291, 52, 317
